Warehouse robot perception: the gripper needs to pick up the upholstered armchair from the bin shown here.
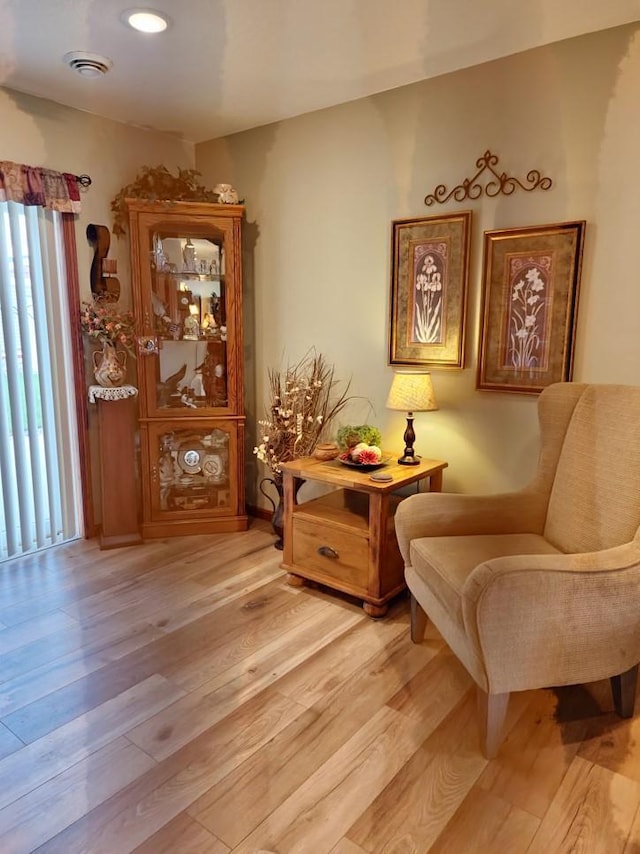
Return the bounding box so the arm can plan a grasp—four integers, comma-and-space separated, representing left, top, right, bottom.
395, 382, 640, 757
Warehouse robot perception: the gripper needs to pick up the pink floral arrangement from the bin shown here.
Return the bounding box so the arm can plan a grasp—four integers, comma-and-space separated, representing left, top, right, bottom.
339, 441, 383, 465
355, 447, 381, 465
80, 301, 137, 356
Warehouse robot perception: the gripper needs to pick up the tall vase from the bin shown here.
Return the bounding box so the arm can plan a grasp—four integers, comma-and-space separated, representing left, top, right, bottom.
259, 473, 303, 550
93, 340, 127, 388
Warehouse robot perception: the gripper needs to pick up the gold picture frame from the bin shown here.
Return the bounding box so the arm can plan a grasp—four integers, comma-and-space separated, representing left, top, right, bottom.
477, 220, 586, 394
389, 211, 471, 368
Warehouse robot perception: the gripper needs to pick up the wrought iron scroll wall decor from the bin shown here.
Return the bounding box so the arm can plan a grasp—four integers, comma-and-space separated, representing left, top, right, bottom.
424, 150, 552, 206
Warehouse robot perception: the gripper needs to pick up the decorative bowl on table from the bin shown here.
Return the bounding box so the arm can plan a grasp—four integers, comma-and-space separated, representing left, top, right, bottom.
313, 442, 340, 461
338, 456, 390, 471
338, 443, 388, 470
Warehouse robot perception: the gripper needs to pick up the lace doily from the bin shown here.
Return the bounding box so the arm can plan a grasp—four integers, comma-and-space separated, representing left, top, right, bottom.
88, 384, 138, 403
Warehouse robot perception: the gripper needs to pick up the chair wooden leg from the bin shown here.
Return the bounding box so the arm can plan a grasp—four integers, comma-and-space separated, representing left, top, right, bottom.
410, 594, 428, 643
610, 664, 638, 719
476, 687, 510, 759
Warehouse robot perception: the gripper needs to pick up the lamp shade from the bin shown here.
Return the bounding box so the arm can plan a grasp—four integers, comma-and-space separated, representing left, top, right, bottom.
386, 371, 438, 412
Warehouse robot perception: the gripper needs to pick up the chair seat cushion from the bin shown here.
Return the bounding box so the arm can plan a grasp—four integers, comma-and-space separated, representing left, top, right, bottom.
409, 533, 562, 625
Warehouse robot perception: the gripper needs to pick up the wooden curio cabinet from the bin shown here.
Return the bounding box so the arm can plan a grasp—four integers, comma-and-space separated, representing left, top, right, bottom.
127, 199, 247, 537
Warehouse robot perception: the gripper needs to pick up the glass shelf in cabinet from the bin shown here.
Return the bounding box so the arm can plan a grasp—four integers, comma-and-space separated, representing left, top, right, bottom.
162, 272, 225, 283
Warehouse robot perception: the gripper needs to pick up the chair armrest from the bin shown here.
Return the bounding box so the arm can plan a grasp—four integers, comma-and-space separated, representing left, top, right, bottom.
462, 542, 640, 693
394, 490, 547, 564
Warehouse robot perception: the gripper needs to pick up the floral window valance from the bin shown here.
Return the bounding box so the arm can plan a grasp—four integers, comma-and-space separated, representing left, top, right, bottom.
0, 160, 83, 213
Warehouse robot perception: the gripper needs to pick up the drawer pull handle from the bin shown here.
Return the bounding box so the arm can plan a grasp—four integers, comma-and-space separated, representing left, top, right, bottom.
318, 545, 339, 560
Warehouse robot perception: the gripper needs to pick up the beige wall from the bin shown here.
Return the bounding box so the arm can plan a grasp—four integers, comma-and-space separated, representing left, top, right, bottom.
196, 24, 640, 506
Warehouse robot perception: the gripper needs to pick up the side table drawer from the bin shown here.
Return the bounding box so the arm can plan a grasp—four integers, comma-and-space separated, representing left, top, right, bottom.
292, 518, 368, 590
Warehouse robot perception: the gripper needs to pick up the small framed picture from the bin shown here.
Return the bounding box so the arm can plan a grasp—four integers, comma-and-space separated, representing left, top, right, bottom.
389, 211, 471, 368
477, 220, 586, 394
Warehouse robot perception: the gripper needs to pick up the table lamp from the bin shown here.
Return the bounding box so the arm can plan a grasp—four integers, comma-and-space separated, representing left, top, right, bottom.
386, 371, 438, 465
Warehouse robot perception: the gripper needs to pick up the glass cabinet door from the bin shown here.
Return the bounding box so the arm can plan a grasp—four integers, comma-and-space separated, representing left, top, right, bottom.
140, 223, 235, 417
128, 200, 246, 538
148, 420, 238, 520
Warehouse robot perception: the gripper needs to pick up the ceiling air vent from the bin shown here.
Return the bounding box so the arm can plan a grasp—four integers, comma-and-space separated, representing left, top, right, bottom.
63, 51, 113, 78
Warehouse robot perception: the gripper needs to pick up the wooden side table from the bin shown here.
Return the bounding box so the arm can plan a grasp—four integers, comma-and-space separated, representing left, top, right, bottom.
280, 455, 447, 617
89, 385, 143, 550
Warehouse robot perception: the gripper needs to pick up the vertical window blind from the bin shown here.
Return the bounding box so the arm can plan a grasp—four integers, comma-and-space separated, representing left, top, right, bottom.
0, 201, 82, 560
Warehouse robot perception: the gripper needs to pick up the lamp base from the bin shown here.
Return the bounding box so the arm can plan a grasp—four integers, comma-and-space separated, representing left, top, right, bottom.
398, 413, 420, 465
397, 453, 420, 466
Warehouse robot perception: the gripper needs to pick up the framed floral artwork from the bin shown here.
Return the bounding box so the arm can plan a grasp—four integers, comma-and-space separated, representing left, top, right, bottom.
389, 211, 471, 368
477, 220, 586, 394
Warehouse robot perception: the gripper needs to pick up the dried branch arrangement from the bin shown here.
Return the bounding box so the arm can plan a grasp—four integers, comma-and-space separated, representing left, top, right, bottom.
254, 350, 353, 475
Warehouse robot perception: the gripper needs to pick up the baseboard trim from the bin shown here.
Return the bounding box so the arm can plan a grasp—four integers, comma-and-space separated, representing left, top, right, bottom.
247, 504, 272, 523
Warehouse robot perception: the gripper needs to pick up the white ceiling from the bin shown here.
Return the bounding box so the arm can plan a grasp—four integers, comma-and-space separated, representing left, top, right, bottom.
2, 0, 640, 144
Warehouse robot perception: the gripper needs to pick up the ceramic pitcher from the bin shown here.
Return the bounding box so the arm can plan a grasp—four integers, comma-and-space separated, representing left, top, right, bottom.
93, 340, 127, 387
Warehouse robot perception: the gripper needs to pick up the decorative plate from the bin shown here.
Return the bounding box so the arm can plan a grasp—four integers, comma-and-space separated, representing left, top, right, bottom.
202, 454, 223, 478
177, 447, 203, 474
339, 456, 390, 471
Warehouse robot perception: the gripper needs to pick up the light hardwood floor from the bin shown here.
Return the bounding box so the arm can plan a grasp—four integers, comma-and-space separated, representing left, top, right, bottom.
1, 521, 640, 852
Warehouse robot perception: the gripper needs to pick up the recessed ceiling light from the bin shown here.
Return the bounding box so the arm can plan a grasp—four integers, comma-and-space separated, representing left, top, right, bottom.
122, 9, 170, 33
